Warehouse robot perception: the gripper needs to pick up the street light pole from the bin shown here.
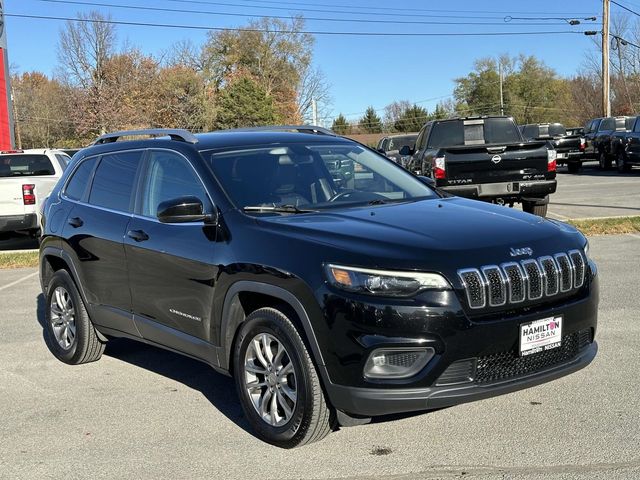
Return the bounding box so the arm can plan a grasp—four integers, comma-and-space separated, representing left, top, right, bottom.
602, 0, 611, 117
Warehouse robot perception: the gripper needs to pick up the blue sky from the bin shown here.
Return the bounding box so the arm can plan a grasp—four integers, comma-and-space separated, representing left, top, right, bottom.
6, 0, 608, 124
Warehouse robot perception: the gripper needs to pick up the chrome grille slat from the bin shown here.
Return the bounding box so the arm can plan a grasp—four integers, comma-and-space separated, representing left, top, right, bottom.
554, 253, 573, 292
522, 259, 544, 300
568, 250, 585, 288
458, 250, 587, 310
539, 256, 559, 296
481, 265, 507, 306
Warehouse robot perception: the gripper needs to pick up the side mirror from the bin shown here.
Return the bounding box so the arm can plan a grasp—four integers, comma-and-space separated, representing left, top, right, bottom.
399, 145, 413, 156
157, 196, 217, 224
418, 176, 435, 188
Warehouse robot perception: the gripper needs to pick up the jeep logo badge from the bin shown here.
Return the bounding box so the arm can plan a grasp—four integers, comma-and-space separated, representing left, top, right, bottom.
510, 247, 533, 257
491, 155, 502, 164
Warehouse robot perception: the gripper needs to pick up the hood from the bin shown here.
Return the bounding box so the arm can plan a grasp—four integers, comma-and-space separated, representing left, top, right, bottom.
256, 197, 585, 272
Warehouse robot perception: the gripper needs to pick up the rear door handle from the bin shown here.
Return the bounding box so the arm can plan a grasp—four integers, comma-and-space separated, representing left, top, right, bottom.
127, 230, 149, 242
68, 217, 83, 228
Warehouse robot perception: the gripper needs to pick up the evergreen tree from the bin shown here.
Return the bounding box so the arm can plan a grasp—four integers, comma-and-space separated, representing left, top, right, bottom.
331, 113, 351, 135
215, 76, 277, 129
394, 104, 429, 132
359, 106, 382, 133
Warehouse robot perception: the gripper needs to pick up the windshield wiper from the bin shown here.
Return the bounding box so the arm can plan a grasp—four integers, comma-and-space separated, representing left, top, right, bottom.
243, 204, 318, 214
367, 199, 388, 205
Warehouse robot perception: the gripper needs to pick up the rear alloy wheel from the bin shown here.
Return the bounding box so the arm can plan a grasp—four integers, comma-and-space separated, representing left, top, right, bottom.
567, 162, 581, 174
522, 200, 548, 217
617, 153, 631, 173
44, 270, 106, 365
598, 151, 611, 170
234, 308, 333, 448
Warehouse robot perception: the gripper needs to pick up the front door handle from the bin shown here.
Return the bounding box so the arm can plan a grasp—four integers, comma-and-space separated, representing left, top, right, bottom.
68, 217, 83, 228
127, 230, 149, 242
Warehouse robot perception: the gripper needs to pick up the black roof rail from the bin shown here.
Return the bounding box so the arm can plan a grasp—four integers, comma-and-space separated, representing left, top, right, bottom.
224, 125, 336, 136
93, 129, 198, 145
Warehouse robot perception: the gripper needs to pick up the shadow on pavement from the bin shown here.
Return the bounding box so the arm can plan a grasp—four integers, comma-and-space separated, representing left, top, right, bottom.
35, 293, 251, 435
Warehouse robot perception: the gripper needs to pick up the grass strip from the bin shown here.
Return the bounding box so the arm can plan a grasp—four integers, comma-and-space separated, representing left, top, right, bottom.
568, 216, 640, 236
0, 251, 39, 269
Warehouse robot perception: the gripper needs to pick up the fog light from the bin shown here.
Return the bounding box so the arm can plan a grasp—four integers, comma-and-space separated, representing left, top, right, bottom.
364, 347, 435, 379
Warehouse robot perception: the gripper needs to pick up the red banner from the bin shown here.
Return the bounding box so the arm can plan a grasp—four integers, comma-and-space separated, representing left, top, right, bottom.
0, 47, 11, 150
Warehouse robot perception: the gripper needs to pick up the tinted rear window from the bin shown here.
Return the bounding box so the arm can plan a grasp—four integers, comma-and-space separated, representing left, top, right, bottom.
428, 118, 520, 148
65, 157, 97, 201
625, 117, 636, 130
387, 135, 417, 151
88, 151, 142, 212
548, 124, 566, 137
0, 154, 55, 177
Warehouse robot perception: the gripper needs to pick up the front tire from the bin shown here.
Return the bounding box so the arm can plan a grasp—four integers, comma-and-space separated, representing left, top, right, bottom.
44, 270, 106, 365
616, 152, 631, 173
233, 308, 333, 448
599, 151, 611, 170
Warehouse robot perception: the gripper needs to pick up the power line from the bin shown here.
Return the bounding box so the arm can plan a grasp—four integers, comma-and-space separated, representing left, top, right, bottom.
29, 0, 571, 26
4, 13, 589, 37
610, 0, 640, 16
152, 0, 599, 21
160, 0, 601, 18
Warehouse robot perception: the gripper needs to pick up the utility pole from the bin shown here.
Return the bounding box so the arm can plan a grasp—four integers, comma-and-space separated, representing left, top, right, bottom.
312, 98, 318, 125
499, 62, 504, 116
602, 0, 611, 117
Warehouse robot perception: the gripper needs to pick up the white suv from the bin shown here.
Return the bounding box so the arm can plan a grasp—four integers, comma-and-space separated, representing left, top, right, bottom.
0, 149, 70, 237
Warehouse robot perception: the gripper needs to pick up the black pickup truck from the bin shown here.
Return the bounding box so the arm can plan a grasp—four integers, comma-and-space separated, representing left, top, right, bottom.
520, 123, 585, 173
610, 115, 640, 172
403, 116, 556, 216
583, 116, 635, 169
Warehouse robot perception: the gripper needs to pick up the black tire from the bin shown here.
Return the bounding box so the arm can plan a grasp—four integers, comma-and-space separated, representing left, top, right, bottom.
598, 151, 611, 170
567, 162, 581, 174
44, 270, 106, 365
616, 153, 631, 173
522, 200, 548, 217
233, 307, 333, 448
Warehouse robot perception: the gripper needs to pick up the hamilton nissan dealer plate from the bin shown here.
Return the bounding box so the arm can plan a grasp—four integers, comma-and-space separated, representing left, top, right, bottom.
519, 316, 563, 357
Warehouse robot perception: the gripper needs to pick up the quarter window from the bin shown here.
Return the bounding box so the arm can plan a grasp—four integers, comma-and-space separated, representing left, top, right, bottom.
65, 157, 97, 201
89, 151, 142, 212
141, 150, 209, 218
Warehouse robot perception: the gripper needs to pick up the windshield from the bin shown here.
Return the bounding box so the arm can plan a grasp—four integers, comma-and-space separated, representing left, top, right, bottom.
0, 154, 55, 177
387, 135, 417, 151
428, 117, 521, 148
207, 143, 437, 212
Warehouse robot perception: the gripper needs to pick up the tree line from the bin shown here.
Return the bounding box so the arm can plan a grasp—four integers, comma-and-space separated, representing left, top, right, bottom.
12, 12, 329, 149
12, 11, 640, 147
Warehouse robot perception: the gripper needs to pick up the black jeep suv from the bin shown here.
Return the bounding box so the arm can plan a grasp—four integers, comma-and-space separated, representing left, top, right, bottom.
39, 128, 598, 448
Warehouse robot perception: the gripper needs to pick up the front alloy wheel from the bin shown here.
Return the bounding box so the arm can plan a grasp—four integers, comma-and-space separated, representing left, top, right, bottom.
234, 308, 333, 448
244, 333, 298, 427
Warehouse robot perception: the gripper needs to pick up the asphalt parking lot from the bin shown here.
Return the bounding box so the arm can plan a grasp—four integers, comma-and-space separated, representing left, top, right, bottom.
545, 162, 640, 220
0, 235, 638, 480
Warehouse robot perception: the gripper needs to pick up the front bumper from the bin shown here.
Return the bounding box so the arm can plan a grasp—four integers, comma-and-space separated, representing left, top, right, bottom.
0, 214, 37, 233
317, 268, 598, 417
439, 179, 556, 202
327, 341, 596, 417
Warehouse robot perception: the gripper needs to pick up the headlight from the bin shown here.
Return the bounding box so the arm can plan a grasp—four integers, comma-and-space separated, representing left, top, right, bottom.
324, 264, 450, 297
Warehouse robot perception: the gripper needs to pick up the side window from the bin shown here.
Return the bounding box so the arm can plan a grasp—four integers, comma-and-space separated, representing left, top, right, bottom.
89, 151, 142, 212
141, 150, 210, 218
65, 157, 98, 201
55, 154, 70, 170
415, 127, 426, 151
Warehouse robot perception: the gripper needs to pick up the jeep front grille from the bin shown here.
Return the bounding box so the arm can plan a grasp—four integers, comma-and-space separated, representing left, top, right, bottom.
458, 250, 586, 309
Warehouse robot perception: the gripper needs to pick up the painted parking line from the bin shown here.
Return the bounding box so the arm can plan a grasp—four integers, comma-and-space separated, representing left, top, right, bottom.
0, 271, 39, 292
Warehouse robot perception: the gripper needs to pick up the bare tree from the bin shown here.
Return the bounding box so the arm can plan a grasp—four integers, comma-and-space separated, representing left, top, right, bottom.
57, 11, 116, 134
